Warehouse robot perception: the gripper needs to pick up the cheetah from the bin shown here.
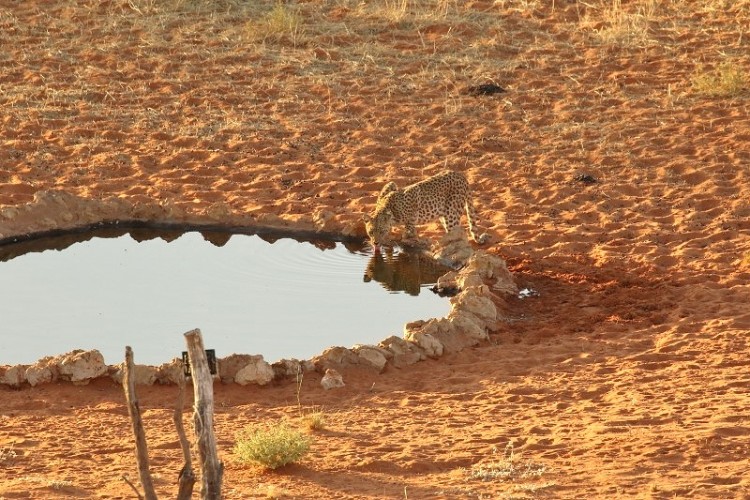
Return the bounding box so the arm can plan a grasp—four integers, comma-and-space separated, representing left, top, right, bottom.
363, 170, 488, 249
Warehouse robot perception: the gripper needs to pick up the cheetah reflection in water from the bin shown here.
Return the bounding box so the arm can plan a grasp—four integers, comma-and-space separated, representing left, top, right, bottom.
363, 248, 449, 296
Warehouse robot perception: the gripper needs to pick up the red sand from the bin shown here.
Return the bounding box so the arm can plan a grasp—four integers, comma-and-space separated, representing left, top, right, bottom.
1, 0, 750, 498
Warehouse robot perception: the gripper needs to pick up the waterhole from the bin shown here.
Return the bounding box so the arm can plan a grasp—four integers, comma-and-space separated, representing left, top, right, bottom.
0, 226, 451, 365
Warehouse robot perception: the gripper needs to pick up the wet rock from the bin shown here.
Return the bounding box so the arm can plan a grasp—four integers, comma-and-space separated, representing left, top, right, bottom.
25, 356, 61, 387
379, 335, 425, 367
353, 345, 390, 372
434, 269, 459, 289
59, 350, 107, 384
111, 363, 159, 386
235, 356, 275, 386
431, 270, 461, 296
0, 365, 28, 388
321, 368, 345, 390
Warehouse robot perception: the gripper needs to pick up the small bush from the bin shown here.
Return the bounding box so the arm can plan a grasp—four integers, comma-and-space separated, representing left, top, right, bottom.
467, 443, 550, 482
692, 61, 747, 97
234, 422, 310, 470
300, 409, 326, 431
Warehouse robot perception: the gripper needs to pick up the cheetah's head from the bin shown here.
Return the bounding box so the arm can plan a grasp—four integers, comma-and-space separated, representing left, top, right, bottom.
363, 210, 393, 251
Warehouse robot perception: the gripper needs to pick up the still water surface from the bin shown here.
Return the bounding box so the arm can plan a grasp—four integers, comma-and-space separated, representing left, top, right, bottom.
0, 229, 449, 365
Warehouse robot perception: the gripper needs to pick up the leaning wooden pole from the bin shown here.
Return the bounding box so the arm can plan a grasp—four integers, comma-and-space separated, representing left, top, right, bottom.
184, 329, 223, 499
174, 368, 195, 500
123, 346, 158, 500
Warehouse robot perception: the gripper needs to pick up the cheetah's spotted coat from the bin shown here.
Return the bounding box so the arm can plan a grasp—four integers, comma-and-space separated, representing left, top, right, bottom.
363, 171, 488, 247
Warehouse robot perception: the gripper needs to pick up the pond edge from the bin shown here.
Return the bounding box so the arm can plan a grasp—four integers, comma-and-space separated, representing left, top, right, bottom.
0, 192, 518, 389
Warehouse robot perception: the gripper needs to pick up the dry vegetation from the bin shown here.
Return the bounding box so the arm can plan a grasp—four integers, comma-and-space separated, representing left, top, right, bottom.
2, 0, 750, 498
2, 0, 748, 213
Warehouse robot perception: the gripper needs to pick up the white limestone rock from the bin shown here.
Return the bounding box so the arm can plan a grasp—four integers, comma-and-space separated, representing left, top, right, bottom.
353, 345, 390, 372
450, 285, 498, 325
234, 356, 275, 386
433, 227, 474, 267
25, 356, 61, 387
219, 354, 258, 384
272, 358, 315, 379
156, 358, 185, 385
404, 321, 445, 358
59, 350, 107, 384
111, 363, 159, 386
313, 346, 360, 372
320, 368, 345, 390
0, 365, 28, 388
461, 251, 518, 296
379, 336, 425, 367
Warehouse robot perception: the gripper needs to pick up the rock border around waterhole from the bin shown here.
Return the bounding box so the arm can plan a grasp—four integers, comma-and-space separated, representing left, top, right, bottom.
0, 192, 519, 390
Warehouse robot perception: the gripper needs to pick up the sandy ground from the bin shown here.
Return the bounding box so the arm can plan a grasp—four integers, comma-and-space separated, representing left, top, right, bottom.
2, 0, 750, 498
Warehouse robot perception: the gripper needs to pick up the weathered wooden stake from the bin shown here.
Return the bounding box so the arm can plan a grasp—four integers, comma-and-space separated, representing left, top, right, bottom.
184, 328, 223, 499
174, 366, 196, 500
123, 346, 158, 500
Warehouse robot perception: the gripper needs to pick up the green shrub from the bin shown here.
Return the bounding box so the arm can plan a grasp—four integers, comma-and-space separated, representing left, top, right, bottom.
234, 422, 310, 470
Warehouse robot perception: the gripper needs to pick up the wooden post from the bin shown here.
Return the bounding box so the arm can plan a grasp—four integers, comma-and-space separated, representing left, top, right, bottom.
122, 346, 158, 500
184, 329, 223, 499
174, 369, 195, 500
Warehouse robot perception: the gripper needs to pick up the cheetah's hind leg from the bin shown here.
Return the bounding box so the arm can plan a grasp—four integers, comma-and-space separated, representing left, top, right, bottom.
464, 199, 489, 244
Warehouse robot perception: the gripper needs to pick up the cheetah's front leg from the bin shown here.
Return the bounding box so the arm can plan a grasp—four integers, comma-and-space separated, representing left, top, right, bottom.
439, 212, 461, 234
403, 221, 418, 240
401, 221, 429, 248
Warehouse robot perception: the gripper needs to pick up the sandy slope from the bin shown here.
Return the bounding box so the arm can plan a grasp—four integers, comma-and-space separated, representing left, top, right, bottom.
1, 0, 750, 498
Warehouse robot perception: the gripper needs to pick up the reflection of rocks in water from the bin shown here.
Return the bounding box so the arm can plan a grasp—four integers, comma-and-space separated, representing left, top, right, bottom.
258, 233, 280, 245
0, 226, 130, 262
129, 228, 182, 243
363, 249, 449, 296
310, 239, 336, 251
201, 231, 232, 247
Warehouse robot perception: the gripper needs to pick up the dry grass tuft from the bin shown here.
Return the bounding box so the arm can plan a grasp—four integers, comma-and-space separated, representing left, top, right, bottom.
467, 443, 553, 484
245, 3, 306, 45
234, 422, 311, 470
584, 0, 656, 47
264, 484, 290, 499
692, 61, 747, 97
300, 407, 327, 431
